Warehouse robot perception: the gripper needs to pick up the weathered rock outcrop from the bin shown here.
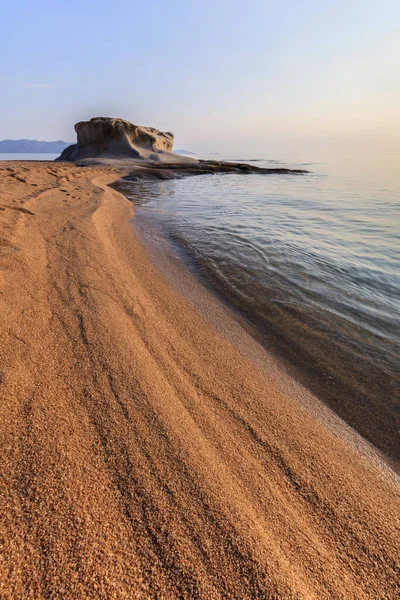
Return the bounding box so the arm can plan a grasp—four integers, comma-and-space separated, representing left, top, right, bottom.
56, 116, 309, 176
57, 117, 177, 162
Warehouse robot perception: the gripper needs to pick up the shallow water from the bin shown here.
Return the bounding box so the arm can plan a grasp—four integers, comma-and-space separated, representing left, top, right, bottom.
120, 148, 400, 462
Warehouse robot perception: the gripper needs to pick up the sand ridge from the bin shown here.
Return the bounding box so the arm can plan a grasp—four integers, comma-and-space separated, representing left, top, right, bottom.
0, 162, 399, 599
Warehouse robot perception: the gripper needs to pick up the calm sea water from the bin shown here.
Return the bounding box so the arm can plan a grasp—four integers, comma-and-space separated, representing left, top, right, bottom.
120, 148, 400, 462
0, 153, 59, 161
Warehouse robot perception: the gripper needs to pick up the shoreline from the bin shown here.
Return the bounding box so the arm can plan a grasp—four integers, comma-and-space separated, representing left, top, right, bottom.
128, 190, 399, 477
125, 173, 398, 480
115, 173, 400, 471
1, 161, 399, 598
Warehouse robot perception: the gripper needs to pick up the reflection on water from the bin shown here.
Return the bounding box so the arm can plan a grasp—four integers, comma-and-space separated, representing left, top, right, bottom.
118, 150, 400, 463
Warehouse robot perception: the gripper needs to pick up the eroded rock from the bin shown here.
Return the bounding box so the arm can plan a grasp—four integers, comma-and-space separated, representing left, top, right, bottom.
57, 117, 176, 162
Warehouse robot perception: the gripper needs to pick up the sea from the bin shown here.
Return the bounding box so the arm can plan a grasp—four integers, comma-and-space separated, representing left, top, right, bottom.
2, 148, 399, 463
0, 154, 60, 161
116, 145, 400, 464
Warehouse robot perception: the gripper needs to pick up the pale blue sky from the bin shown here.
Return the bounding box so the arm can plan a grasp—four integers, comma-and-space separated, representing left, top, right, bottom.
1, 0, 399, 151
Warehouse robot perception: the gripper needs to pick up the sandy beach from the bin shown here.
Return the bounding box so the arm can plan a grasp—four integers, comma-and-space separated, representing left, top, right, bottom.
0, 161, 399, 599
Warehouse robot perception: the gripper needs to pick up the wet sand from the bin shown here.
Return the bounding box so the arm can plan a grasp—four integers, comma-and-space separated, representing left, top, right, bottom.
0, 161, 399, 599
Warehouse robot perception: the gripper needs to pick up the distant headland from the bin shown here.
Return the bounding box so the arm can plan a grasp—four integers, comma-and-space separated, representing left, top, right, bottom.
0, 139, 71, 153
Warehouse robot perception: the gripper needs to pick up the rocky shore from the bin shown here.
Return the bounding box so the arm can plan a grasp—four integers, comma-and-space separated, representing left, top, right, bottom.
56, 117, 308, 180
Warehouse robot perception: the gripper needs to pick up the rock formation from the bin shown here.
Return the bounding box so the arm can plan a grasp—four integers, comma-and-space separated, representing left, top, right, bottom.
56, 116, 309, 176
57, 117, 178, 162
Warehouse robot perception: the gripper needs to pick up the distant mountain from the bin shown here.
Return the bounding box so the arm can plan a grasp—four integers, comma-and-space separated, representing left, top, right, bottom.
0, 139, 72, 153
175, 149, 196, 155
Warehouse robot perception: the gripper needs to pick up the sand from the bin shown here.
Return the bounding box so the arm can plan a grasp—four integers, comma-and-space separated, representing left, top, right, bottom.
0, 161, 399, 599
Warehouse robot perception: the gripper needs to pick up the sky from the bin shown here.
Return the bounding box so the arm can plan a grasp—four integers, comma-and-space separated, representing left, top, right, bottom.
1, 0, 399, 152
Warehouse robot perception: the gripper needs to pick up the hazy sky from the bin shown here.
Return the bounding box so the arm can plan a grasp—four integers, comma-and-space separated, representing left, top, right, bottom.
1, 0, 399, 152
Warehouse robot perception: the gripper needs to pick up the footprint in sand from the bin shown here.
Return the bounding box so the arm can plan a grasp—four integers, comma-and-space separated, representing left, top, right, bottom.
0, 204, 35, 216
8, 172, 26, 183
12, 206, 35, 215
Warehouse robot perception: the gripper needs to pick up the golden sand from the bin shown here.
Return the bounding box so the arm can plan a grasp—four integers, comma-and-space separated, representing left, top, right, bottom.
0, 162, 399, 599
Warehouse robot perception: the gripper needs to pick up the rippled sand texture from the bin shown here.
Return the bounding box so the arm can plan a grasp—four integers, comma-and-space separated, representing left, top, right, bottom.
0, 162, 399, 599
